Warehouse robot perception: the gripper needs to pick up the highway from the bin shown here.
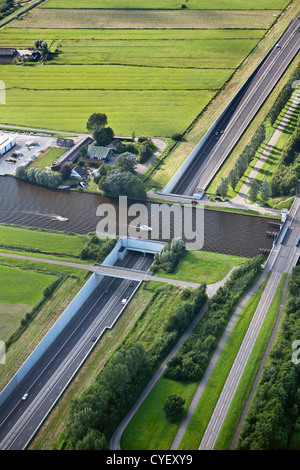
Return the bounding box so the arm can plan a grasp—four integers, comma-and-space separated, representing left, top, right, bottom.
198, 195, 300, 450
0, 250, 153, 450
172, 16, 300, 196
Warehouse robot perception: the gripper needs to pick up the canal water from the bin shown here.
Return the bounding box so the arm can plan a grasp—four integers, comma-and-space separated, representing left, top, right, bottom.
0, 177, 277, 258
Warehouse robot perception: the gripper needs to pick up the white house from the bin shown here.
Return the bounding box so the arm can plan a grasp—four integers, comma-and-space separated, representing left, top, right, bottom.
0, 134, 16, 156
71, 165, 86, 180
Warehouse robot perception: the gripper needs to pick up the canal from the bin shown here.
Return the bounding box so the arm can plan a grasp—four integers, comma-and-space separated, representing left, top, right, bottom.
0, 177, 278, 258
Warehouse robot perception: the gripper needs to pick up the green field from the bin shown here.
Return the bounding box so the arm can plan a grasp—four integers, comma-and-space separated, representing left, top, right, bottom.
0, 224, 85, 256
0, 24, 265, 135
0, 1, 286, 136
155, 250, 247, 284
0, 264, 57, 342
40, 0, 290, 10
9, 8, 280, 29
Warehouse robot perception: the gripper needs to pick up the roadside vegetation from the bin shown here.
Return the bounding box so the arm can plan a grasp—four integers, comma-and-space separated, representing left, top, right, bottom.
207, 66, 300, 207
0, 0, 18, 22
153, 249, 247, 284
0, 253, 90, 392
58, 281, 207, 449
236, 266, 300, 450
121, 255, 263, 449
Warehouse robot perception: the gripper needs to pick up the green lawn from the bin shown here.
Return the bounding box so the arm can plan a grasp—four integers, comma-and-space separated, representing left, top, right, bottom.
27, 147, 66, 169
154, 250, 247, 284
121, 378, 199, 450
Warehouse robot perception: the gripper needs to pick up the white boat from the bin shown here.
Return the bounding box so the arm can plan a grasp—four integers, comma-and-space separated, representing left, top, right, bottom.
140, 224, 152, 231
52, 215, 69, 222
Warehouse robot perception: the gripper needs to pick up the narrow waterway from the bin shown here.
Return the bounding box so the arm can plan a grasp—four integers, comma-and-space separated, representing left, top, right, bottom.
0, 177, 278, 258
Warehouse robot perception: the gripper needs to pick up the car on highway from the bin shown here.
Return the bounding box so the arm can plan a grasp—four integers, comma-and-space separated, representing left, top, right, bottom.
21, 393, 29, 400
105, 288, 110, 294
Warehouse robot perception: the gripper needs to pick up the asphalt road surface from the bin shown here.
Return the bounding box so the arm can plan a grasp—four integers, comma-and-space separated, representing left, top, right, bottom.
0, 250, 153, 450
172, 16, 300, 196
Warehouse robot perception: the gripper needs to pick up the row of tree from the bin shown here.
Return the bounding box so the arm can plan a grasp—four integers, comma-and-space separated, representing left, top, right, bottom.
116, 137, 156, 164
216, 124, 266, 198
236, 266, 300, 450
151, 238, 186, 274
165, 256, 263, 382
270, 117, 300, 198
148, 283, 207, 369
64, 278, 208, 449
15, 165, 62, 188
98, 153, 146, 199
79, 232, 117, 262
269, 68, 300, 126
0, 0, 17, 20
65, 343, 152, 450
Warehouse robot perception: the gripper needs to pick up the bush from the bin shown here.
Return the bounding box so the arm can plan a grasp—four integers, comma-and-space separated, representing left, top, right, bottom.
164, 256, 263, 382
163, 394, 185, 423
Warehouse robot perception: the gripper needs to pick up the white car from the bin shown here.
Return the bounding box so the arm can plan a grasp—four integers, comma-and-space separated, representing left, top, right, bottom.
22, 392, 29, 400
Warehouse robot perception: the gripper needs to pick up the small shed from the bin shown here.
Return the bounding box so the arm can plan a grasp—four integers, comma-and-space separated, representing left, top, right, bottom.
0, 48, 18, 64
57, 137, 75, 148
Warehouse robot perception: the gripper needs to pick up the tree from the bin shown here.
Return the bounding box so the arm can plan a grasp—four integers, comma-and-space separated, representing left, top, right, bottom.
98, 169, 146, 198
87, 113, 108, 132
249, 178, 260, 201
15, 165, 27, 180
115, 152, 137, 173
60, 164, 71, 180
228, 167, 239, 191
163, 394, 185, 423
216, 177, 228, 199
260, 179, 271, 204
92, 126, 114, 146
76, 430, 109, 450
138, 140, 153, 163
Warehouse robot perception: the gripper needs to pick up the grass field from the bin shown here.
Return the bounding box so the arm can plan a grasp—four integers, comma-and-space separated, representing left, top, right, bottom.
154, 250, 247, 284
0, 224, 85, 256
0, 263, 57, 342
10, 8, 280, 29
0, 23, 265, 135
39, 0, 290, 10
0, 0, 286, 137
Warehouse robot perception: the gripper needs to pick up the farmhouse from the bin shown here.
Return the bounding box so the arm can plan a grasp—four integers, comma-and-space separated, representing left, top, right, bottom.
0, 134, 16, 156
0, 48, 18, 64
87, 144, 113, 161
71, 165, 86, 180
